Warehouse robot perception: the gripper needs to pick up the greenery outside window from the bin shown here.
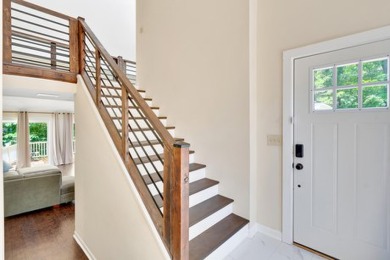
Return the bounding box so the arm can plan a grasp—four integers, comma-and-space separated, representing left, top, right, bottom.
312, 56, 389, 111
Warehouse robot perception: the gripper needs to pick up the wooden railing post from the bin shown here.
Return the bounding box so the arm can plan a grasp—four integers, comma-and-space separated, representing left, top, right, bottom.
3, 0, 12, 64
78, 17, 86, 74
117, 56, 126, 74
50, 42, 57, 69
163, 141, 190, 260
69, 18, 79, 73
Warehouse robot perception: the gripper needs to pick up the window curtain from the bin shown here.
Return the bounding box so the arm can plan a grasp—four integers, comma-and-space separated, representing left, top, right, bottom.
16, 111, 31, 169
50, 113, 74, 166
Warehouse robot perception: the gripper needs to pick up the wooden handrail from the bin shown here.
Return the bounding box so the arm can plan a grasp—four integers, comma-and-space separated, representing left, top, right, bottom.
78, 18, 175, 149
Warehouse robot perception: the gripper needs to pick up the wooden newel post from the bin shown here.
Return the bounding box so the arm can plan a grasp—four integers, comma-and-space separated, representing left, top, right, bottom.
163, 141, 190, 260
3, 0, 12, 64
117, 56, 126, 74
69, 18, 79, 74
77, 17, 86, 74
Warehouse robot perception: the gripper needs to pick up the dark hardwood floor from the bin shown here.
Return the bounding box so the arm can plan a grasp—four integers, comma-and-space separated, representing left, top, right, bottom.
5, 203, 87, 260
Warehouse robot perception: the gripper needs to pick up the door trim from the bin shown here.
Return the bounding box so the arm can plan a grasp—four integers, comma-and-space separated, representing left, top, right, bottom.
282, 25, 390, 244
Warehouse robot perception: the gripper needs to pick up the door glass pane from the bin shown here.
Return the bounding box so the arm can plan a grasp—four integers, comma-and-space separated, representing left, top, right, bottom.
362, 58, 388, 83
362, 85, 388, 108
314, 90, 333, 110
314, 67, 333, 89
337, 88, 358, 109
337, 63, 358, 86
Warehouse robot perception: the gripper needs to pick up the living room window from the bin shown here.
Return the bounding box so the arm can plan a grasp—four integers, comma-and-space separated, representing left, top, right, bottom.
2, 115, 50, 168
29, 122, 49, 165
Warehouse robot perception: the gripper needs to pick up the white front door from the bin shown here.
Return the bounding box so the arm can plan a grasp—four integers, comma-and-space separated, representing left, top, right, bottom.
294, 39, 390, 259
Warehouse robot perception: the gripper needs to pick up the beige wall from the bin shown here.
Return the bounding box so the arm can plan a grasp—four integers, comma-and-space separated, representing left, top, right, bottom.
74, 79, 168, 259
257, 0, 390, 231
137, 1, 250, 218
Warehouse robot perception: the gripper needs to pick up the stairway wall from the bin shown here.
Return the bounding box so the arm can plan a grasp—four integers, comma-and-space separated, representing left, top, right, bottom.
74, 77, 168, 259
136, 0, 250, 219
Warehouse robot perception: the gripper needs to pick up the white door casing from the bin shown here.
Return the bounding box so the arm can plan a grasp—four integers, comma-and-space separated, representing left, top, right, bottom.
293, 39, 390, 259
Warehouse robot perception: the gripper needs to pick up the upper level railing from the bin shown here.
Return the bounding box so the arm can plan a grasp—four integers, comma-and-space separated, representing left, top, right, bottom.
3, 0, 79, 82
3, 1, 188, 259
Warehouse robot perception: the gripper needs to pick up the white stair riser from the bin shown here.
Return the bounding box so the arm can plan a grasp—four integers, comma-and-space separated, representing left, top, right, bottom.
189, 203, 233, 240
128, 118, 166, 129
129, 129, 174, 142
146, 167, 207, 196
204, 224, 249, 260
137, 162, 163, 174
189, 168, 206, 183
189, 185, 218, 208
148, 181, 163, 196
136, 153, 195, 175
104, 107, 160, 119
129, 108, 160, 117
129, 145, 164, 158
141, 167, 204, 182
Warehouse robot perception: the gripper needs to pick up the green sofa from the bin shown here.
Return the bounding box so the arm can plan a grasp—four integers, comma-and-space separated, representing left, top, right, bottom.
4, 165, 74, 217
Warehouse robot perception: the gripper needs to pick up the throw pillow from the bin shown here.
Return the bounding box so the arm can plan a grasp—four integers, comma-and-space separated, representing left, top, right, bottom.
3, 161, 11, 173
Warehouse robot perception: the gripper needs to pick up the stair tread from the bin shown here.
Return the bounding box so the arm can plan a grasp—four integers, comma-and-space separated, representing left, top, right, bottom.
111, 116, 167, 120
153, 178, 219, 208
129, 126, 175, 132
101, 94, 152, 101
99, 85, 145, 93
133, 150, 194, 165
189, 195, 233, 227
104, 104, 159, 109
143, 162, 206, 185
189, 178, 219, 195
189, 214, 249, 260
132, 137, 184, 148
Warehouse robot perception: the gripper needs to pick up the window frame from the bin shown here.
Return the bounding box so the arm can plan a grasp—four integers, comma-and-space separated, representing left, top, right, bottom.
310, 54, 390, 112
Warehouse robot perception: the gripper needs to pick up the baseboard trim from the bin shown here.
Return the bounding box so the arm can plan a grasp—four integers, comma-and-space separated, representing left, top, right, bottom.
73, 231, 96, 260
257, 223, 282, 241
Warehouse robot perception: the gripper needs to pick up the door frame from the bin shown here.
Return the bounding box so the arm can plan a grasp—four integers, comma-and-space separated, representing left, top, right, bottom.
282, 25, 390, 244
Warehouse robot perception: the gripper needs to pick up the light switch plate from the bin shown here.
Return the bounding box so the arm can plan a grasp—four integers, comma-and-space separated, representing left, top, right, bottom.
267, 135, 282, 146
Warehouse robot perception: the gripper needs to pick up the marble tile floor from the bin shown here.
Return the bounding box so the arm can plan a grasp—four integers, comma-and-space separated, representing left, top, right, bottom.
224, 232, 326, 260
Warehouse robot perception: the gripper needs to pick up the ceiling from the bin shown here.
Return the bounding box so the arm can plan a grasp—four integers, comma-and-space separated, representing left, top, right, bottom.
2, 75, 77, 113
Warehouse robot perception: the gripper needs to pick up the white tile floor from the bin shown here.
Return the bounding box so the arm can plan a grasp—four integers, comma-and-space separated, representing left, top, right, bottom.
224, 232, 325, 260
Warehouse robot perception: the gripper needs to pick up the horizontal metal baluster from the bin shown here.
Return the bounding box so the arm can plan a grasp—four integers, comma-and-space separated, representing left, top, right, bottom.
11, 7, 69, 28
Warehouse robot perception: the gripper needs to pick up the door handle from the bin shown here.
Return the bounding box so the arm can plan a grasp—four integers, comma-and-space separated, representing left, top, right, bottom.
295, 163, 304, 170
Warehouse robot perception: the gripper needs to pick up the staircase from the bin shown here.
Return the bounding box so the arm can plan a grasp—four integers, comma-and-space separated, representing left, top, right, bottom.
121, 88, 249, 260
2, 0, 249, 259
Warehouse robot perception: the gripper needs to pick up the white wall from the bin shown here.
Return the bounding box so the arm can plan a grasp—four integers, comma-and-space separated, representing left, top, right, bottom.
137, 0, 250, 218
28, 0, 136, 60
257, 0, 390, 231
74, 78, 168, 259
